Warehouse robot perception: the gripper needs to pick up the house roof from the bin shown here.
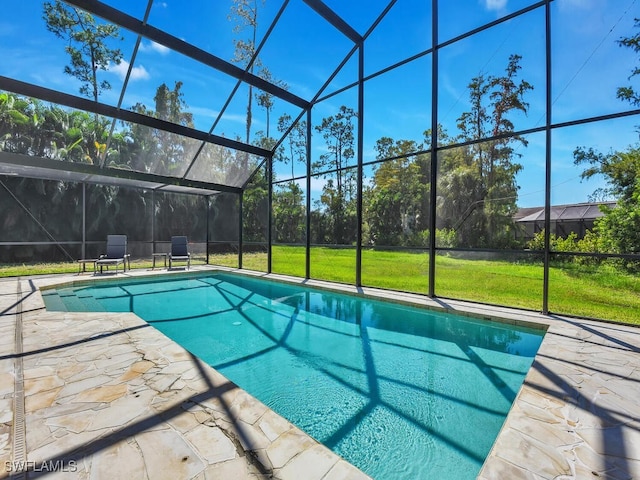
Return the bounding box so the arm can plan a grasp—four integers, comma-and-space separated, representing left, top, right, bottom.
515, 202, 617, 223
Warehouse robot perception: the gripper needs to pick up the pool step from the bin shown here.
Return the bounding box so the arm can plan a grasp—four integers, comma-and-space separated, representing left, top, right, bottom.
41, 293, 68, 312
42, 289, 109, 312
69, 294, 105, 312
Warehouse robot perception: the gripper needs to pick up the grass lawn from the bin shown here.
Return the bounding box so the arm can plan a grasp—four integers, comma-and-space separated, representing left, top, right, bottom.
0, 256, 209, 277
434, 254, 544, 310
225, 246, 640, 324
2, 246, 638, 324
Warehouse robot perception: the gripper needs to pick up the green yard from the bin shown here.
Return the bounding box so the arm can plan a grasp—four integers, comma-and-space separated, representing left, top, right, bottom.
2, 246, 638, 324
235, 246, 640, 324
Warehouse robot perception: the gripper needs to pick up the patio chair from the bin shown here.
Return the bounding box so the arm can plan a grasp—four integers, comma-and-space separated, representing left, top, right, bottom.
96, 235, 130, 274
169, 236, 191, 270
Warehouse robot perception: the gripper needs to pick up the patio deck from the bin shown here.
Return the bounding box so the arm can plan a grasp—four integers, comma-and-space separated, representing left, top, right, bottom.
1, 267, 638, 479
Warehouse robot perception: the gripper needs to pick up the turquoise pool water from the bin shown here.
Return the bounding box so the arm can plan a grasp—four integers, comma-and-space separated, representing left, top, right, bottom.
43, 273, 544, 480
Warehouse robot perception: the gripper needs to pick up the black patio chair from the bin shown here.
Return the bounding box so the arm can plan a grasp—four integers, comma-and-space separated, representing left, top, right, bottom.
95, 235, 130, 274
169, 236, 191, 270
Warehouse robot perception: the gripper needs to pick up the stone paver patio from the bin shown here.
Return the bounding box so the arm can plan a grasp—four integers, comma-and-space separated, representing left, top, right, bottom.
1, 266, 638, 479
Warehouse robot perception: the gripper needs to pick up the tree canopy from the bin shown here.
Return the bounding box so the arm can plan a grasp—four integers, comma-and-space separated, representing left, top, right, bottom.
437, 54, 532, 248
573, 19, 640, 257
43, 0, 123, 103
616, 18, 640, 107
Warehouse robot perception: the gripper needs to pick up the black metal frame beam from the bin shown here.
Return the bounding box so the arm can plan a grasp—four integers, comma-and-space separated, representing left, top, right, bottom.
302, 0, 362, 44
267, 157, 273, 273
428, 0, 439, 298
355, 42, 364, 286
543, 0, 552, 314
64, 0, 310, 111
306, 110, 312, 279
0, 76, 272, 159
238, 193, 244, 269
0, 151, 242, 194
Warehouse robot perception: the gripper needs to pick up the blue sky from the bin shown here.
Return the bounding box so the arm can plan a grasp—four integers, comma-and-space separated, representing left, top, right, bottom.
1, 0, 639, 207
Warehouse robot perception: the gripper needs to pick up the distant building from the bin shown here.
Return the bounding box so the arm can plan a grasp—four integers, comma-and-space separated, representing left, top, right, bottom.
514, 201, 616, 242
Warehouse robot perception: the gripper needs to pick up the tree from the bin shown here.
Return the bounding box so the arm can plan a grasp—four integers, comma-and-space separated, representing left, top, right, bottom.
43, 1, 123, 103
439, 54, 532, 248
255, 67, 288, 140
276, 113, 307, 180
45, 109, 112, 164
153, 81, 195, 175
43, 1, 123, 165
314, 106, 358, 244
243, 164, 269, 244
129, 82, 194, 175
366, 137, 430, 246
270, 114, 307, 244
0, 91, 113, 164
228, 0, 265, 147
273, 182, 305, 243
616, 18, 640, 107
573, 146, 640, 255
572, 21, 640, 259
0, 92, 35, 155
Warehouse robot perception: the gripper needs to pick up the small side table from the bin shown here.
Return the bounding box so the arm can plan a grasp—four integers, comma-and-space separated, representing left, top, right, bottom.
77, 258, 98, 274
152, 253, 167, 269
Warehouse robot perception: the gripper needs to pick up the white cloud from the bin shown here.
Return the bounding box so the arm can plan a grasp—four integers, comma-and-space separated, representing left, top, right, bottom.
140, 41, 170, 55
484, 0, 507, 11
109, 60, 150, 81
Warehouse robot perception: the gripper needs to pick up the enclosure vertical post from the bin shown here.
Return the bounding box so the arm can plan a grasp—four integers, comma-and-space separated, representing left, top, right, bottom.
356, 41, 364, 287
82, 182, 86, 260
267, 155, 273, 274
151, 189, 155, 254
306, 109, 312, 280
428, 0, 439, 298
206, 196, 210, 265
238, 192, 243, 269
542, 0, 552, 314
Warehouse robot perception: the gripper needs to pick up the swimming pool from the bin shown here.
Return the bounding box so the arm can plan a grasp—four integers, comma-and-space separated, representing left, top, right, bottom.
43, 272, 544, 479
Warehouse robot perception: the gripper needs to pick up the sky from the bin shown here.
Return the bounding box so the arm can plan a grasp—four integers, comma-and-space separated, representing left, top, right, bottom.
1, 0, 639, 208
